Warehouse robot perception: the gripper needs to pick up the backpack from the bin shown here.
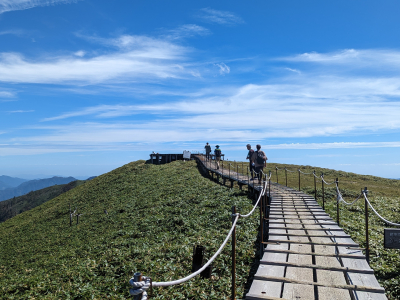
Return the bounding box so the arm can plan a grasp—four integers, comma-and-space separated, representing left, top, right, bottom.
215, 149, 221, 157
256, 151, 265, 164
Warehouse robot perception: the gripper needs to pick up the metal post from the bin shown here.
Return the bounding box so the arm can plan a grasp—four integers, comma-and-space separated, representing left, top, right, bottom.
259, 191, 263, 255
285, 168, 287, 187
336, 178, 340, 226
229, 161, 231, 179
321, 173, 325, 210
269, 171, 271, 199
364, 187, 370, 264
231, 206, 237, 300
237, 164, 239, 181
276, 167, 278, 184
298, 169, 301, 191
313, 170, 317, 200
133, 272, 143, 300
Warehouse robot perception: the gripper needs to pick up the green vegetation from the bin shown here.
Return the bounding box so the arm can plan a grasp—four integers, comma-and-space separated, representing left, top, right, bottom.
1, 158, 399, 299
0, 180, 85, 223
0, 160, 259, 299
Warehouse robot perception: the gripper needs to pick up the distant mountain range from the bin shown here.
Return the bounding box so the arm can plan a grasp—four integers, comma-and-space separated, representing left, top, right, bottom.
0, 176, 77, 202
0, 175, 28, 190
0, 180, 85, 223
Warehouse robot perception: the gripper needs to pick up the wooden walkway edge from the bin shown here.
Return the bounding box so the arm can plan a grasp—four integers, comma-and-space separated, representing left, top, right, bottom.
193, 155, 387, 300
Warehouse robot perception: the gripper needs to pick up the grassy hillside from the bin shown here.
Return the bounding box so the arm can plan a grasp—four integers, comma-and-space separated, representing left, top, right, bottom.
0, 160, 259, 299
0, 180, 85, 223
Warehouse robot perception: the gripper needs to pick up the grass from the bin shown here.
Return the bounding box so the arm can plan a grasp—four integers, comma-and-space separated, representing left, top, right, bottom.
1, 158, 399, 299
0, 160, 259, 299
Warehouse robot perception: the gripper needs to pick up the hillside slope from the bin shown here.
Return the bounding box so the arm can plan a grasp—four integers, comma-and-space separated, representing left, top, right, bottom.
0, 175, 27, 190
0, 176, 77, 202
0, 180, 85, 223
0, 160, 259, 299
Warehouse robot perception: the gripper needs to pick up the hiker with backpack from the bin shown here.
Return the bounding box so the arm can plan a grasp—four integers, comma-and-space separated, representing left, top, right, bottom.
246, 144, 255, 180
204, 142, 212, 160
214, 145, 222, 169
251, 144, 267, 183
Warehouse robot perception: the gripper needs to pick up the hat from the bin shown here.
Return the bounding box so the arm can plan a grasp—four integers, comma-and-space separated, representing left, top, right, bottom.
215, 145, 220, 148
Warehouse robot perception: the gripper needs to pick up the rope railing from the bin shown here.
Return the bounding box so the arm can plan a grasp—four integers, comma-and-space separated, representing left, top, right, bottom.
364, 193, 400, 227
129, 159, 268, 298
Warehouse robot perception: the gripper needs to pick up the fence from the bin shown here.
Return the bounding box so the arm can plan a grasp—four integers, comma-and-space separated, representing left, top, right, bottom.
129, 157, 272, 300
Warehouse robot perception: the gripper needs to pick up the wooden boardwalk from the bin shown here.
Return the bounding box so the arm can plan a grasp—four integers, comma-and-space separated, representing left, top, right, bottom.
194, 155, 387, 300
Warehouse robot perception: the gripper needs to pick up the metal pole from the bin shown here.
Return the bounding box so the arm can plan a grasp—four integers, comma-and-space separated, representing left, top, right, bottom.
285, 168, 287, 187
229, 161, 231, 179
269, 171, 271, 199
237, 164, 239, 181
276, 167, 278, 184
321, 173, 325, 210
259, 191, 263, 255
231, 206, 237, 300
336, 178, 340, 226
133, 272, 143, 300
298, 169, 301, 191
364, 187, 370, 265
313, 170, 317, 200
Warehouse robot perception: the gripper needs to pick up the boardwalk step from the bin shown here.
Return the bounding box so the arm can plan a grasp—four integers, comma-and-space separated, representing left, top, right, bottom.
253, 275, 385, 294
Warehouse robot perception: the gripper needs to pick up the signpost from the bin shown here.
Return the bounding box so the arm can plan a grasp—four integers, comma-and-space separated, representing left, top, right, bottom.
183, 150, 191, 161
384, 229, 400, 249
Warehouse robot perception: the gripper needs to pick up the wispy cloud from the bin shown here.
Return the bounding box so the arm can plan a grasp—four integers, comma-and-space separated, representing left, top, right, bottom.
7, 110, 34, 113
215, 62, 230, 75
266, 142, 400, 150
162, 24, 210, 40
199, 8, 244, 25
0, 34, 194, 84
0, 0, 78, 14
0, 29, 26, 36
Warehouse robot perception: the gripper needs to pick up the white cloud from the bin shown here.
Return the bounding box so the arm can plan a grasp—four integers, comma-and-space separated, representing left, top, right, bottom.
163, 24, 210, 40
0, 35, 194, 84
266, 142, 400, 150
215, 62, 230, 75
0, 0, 78, 14
7, 110, 34, 113
74, 50, 85, 57
199, 8, 244, 25
0, 90, 15, 98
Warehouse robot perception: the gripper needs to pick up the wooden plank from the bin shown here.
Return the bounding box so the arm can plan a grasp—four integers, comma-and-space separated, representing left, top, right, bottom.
260, 260, 374, 274
263, 240, 359, 247
246, 293, 285, 300
263, 248, 365, 259
269, 226, 343, 231
253, 275, 385, 294
268, 232, 351, 238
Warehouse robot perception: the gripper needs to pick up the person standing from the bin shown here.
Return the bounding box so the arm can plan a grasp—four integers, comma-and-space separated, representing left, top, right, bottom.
251, 144, 267, 183
205, 142, 212, 160
246, 144, 255, 180
214, 145, 222, 169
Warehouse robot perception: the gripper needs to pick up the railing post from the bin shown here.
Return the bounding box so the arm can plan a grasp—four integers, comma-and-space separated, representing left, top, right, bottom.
259, 191, 263, 255
321, 173, 325, 210
313, 170, 317, 200
276, 167, 278, 184
237, 164, 239, 181
285, 168, 287, 187
231, 206, 237, 300
298, 169, 301, 191
364, 187, 370, 265
269, 171, 271, 199
336, 178, 340, 226
229, 161, 231, 179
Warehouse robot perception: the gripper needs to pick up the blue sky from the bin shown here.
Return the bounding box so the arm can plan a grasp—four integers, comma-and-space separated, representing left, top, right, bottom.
0, 0, 400, 179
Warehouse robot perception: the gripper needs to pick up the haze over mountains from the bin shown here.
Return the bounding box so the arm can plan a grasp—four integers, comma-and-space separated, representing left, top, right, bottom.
0, 176, 77, 202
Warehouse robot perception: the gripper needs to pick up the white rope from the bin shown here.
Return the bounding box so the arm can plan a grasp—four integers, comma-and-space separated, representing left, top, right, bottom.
239, 181, 267, 218
321, 177, 335, 185
299, 170, 313, 175
336, 185, 363, 206
364, 193, 400, 227
129, 156, 268, 293
285, 168, 296, 173
149, 214, 239, 287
